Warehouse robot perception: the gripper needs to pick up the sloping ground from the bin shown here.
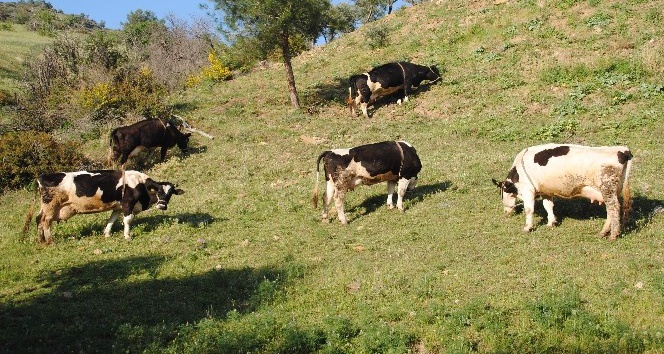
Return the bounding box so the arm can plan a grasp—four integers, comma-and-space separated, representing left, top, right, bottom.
1, 1, 663, 352
0, 24, 52, 93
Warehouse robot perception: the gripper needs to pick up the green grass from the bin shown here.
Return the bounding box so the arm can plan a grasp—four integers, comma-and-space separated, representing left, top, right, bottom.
0, 24, 52, 93
1, 0, 664, 353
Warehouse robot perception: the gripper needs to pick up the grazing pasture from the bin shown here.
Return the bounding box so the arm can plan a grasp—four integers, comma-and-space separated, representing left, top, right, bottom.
1, 1, 663, 352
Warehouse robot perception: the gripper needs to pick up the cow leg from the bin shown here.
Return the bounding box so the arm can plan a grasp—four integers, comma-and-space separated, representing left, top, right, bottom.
122, 213, 134, 240
523, 196, 536, 232
542, 197, 558, 227
38, 211, 54, 245
396, 178, 410, 212
600, 168, 622, 240
104, 210, 121, 237
360, 102, 369, 118
35, 209, 47, 243
160, 146, 168, 161
333, 189, 348, 225
604, 195, 621, 240
386, 181, 396, 209
322, 179, 335, 223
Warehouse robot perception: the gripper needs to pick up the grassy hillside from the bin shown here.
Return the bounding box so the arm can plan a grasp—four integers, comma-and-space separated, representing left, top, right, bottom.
1, 0, 664, 353
0, 24, 53, 93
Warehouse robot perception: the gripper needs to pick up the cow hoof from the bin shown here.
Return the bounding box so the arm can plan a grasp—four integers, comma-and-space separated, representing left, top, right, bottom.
522, 227, 532, 233
387, 204, 394, 210
321, 218, 330, 224
547, 221, 559, 227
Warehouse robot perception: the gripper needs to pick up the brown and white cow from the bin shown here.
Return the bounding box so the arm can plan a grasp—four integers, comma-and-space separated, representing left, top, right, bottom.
109, 118, 191, 165
313, 140, 422, 224
348, 62, 440, 118
26, 170, 184, 244
492, 143, 633, 239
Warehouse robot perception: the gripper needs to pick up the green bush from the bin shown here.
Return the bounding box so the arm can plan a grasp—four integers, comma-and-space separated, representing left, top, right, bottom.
365, 26, 390, 49
0, 131, 88, 191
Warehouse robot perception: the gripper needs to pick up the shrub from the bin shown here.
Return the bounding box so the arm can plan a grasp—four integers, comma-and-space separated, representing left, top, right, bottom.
185, 52, 232, 88
0, 131, 88, 191
365, 26, 390, 49
77, 67, 169, 122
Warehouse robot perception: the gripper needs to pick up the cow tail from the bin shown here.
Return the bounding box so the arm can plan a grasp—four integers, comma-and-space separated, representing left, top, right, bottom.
347, 78, 357, 116
22, 179, 39, 236
313, 151, 328, 209
621, 156, 633, 230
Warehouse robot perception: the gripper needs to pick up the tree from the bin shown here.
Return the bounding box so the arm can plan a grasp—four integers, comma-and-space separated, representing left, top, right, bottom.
210, 0, 330, 108
353, 0, 397, 23
121, 10, 166, 56
322, 3, 357, 43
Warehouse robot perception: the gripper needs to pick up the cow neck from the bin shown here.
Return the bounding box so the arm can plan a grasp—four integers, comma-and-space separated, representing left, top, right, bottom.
395, 141, 405, 178
520, 148, 538, 193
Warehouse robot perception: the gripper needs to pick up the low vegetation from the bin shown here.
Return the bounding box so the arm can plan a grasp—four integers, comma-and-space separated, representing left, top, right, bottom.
1, 0, 663, 353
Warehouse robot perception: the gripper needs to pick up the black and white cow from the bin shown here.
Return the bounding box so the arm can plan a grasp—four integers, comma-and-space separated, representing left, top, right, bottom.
492, 144, 633, 239
27, 170, 184, 244
109, 118, 191, 165
313, 140, 422, 224
348, 62, 440, 117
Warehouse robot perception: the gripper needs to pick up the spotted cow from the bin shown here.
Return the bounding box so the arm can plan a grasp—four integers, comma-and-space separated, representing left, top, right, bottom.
26, 170, 184, 244
492, 144, 633, 239
109, 118, 191, 165
313, 140, 422, 224
348, 62, 441, 117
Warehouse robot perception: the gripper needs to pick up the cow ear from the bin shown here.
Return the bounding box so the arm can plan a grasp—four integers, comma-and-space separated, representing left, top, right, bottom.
185, 133, 192, 137
174, 188, 185, 195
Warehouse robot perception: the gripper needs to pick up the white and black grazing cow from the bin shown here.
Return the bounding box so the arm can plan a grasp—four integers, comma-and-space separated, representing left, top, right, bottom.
348, 61, 440, 118
313, 140, 422, 224
26, 170, 184, 244
109, 118, 191, 165
492, 143, 633, 240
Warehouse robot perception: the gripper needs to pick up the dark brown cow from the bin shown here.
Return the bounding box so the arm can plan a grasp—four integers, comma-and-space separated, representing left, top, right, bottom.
25, 170, 184, 244
109, 119, 191, 165
313, 140, 422, 224
348, 62, 441, 117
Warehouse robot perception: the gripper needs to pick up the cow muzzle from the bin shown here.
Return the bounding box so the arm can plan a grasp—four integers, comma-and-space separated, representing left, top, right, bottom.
156, 202, 168, 210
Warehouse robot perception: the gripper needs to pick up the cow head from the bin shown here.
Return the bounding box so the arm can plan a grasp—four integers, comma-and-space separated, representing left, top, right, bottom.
492, 178, 518, 214
407, 177, 418, 192
426, 65, 441, 82
178, 132, 191, 152
146, 179, 185, 210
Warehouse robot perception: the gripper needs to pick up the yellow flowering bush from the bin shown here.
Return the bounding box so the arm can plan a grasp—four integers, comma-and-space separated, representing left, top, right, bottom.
79, 82, 118, 111
186, 52, 232, 88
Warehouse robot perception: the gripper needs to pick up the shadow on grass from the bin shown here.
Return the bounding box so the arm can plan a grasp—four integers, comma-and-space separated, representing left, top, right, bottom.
73, 212, 220, 240
125, 143, 207, 171
302, 76, 441, 118
0, 255, 297, 353
530, 194, 664, 233
347, 181, 451, 221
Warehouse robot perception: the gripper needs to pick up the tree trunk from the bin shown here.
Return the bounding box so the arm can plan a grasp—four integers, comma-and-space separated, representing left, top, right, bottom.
281, 33, 300, 108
